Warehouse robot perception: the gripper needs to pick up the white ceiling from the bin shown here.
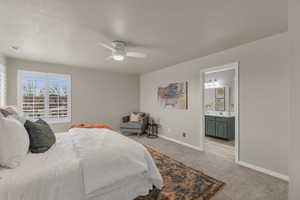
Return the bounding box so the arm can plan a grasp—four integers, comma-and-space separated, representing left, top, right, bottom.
0, 0, 287, 74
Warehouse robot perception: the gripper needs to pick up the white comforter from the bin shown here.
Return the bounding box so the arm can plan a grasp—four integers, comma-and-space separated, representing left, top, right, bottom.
69, 128, 163, 195
0, 128, 163, 200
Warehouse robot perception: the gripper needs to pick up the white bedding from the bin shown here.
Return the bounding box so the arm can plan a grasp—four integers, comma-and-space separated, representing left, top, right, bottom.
0, 132, 83, 200
0, 129, 163, 200
70, 128, 163, 195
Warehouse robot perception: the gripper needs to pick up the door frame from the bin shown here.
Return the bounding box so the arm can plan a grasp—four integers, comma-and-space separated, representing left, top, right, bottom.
200, 62, 240, 163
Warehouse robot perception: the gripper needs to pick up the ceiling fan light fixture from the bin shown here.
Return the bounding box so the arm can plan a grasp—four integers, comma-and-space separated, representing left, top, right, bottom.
99, 40, 146, 61
113, 54, 125, 61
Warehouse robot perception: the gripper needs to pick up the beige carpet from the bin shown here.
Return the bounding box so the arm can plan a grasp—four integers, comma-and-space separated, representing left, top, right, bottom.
130, 135, 288, 200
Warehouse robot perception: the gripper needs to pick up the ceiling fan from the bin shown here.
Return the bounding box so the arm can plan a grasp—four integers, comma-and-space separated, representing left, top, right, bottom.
99, 40, 147, 61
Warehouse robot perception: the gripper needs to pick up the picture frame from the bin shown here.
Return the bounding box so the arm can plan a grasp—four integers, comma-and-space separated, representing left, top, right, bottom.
157, 81, 188, 109
215, 98, 225, 111
215, 87, 225, 98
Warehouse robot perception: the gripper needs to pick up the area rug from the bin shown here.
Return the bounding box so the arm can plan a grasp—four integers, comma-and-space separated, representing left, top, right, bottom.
135, 147, 225, 200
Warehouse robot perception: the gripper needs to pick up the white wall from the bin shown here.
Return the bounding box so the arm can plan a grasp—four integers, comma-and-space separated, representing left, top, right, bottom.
289, 0, 300, 199
0, 55, 5, 65
140, 33, 289, 176
6, 58, 140, 132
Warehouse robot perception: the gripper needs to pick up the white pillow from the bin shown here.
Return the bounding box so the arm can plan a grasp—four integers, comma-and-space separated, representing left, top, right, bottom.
0, 116, 30, 168
7, 114, 27, 125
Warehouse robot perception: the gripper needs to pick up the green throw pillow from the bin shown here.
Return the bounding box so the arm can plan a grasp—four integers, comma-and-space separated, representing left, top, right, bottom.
24, 119, 56, 153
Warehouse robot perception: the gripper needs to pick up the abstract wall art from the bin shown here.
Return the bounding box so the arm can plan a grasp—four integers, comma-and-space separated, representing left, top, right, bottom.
157, 82, 188, 109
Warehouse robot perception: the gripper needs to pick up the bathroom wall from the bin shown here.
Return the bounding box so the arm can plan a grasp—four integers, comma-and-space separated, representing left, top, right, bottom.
204, 69, 235, 113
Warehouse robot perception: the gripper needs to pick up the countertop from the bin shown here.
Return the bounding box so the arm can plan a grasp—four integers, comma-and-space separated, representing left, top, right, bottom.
205, 113, 235, 118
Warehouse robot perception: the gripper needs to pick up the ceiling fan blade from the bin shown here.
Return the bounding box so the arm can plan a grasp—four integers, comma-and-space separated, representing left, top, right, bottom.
106, 56, 113, 60
99, 43, 114, 51
126, 52, 147, 58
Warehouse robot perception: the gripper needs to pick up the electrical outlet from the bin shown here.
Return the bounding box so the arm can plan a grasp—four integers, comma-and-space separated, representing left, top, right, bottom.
182, 132, 187, 137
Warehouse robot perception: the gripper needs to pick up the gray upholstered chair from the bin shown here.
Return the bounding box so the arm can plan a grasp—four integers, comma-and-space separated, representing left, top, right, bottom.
120, 112, 148, 136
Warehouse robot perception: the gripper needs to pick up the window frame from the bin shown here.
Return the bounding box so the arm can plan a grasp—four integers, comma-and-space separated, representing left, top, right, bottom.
0, 64, 6, 107
18, 70, 72, 124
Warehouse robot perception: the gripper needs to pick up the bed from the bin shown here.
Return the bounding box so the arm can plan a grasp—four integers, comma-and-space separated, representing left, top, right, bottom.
0, 128, 163, 200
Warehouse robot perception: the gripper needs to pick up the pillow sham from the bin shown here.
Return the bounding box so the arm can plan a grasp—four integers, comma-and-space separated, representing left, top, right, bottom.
0, 106, 27, 124
0, 105, 20, 116
0, 116, 30, 168
0, 108, 10, 117
24, 119, 56, 153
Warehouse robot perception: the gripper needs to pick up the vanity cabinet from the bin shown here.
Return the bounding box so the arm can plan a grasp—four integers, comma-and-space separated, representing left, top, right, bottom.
206, 117, 216, 137
205, 115, 235, 140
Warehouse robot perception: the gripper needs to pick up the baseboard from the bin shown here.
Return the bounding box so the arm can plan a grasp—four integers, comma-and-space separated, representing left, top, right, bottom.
159, 135, 203, 151
159, 135, 288, 181
237, 161, 289, 182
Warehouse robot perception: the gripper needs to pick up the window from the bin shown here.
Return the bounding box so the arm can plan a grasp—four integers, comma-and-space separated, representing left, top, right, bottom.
0, 64, 6, 106
18, 70, 71, 123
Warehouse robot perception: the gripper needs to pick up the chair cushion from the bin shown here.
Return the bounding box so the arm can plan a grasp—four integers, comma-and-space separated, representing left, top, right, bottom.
120, 122, 143, 129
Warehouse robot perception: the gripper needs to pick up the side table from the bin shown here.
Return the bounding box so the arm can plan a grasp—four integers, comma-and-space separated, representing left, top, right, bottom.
147, 123, 159, 138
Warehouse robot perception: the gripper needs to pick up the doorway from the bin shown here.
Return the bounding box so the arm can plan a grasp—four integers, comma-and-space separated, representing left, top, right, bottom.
200, 63, 239, 162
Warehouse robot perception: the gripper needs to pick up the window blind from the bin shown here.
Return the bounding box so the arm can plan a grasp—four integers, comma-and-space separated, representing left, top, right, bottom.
18, 71, 71, 123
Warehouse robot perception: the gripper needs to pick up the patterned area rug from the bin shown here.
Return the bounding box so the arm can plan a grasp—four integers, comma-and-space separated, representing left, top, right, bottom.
135, 147, 225, 200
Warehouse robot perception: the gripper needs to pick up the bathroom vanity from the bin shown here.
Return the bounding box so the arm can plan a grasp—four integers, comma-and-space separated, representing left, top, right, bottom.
205, 114, 235, 140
